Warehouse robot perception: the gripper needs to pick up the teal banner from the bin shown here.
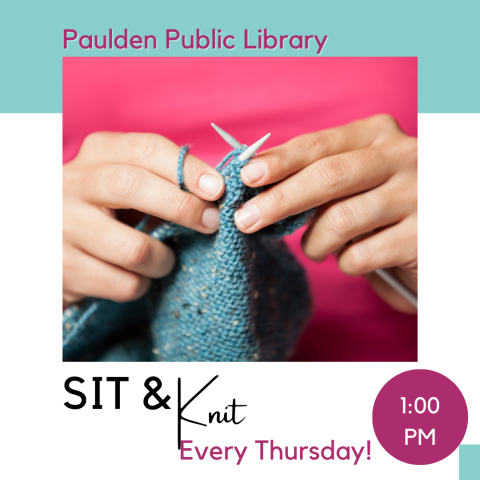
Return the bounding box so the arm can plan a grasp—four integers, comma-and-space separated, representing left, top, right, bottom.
0, 0, 479, 113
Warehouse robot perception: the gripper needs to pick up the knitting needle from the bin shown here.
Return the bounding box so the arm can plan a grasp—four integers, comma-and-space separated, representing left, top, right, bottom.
374, 269, 418, 308
211, 123, 243, 149
238, 133, 271, 161
211, 124, 417, 309
211, 123, 271, 160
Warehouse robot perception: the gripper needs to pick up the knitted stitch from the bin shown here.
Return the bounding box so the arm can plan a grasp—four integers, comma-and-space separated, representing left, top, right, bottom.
63, 146, 315, 361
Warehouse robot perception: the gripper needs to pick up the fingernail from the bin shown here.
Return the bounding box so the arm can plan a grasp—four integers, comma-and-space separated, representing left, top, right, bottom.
242, 161, 267, 184
199, 174, 223, 198
235, 204, 261, 230
202, 207, 220, 231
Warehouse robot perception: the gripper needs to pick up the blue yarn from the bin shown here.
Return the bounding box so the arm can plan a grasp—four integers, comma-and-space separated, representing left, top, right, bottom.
177, 145, 190, 192
63, 146, 316, 362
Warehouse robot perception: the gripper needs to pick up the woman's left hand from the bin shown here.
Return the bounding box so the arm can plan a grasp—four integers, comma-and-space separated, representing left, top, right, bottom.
234, 114, 417, 313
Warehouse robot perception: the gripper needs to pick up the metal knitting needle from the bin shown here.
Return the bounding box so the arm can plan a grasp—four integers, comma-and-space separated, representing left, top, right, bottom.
211, 123, 271, 160
238, 133, 271, 161
211, 124, 417, 309
211, 123, 243, 149
375, 269, 417, 308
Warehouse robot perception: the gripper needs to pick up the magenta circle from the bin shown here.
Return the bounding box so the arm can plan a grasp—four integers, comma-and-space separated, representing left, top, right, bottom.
372, 369, 468, 465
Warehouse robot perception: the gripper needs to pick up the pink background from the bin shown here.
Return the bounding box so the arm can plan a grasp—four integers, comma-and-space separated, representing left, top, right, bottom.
63, 57, 418, 361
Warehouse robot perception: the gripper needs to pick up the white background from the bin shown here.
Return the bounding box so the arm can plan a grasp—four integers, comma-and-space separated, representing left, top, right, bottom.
0, 114, 478, 479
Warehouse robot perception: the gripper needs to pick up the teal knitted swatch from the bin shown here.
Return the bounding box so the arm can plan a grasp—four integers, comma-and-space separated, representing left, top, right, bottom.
63, 146, 315, 361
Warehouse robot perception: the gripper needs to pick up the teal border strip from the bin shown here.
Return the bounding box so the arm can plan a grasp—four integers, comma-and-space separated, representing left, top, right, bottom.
460, 445, 480, 480
0, 0, 479, 113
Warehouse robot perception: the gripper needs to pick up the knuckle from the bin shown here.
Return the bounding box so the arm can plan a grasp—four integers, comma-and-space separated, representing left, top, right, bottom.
116, 274, 147, 302
81, 131, 103, 151
341, 244, 373, 276
285, 132, 330, 165
122, 235, 151, 269
373, 113, 399, 130
267, 186, 289, 212
271, 146, 293, 172
325, 204, 356, 237
298, 132, 331, 158
315, 157, 345, 190
105, 165, 142, 200
125, 133, 160, 163
171, 193, 195, 223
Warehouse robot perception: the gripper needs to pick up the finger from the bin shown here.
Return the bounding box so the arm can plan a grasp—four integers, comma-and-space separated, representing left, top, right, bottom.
79, 132, 225, 200
63, 291, 86, 304
63, 243, 151, 303
80, 164, 220, 233
301, 176, 416, 262
240, 115, 393, 187
337, 214, 417, 277
65, 207, 176, 279
235, 146, 396, 233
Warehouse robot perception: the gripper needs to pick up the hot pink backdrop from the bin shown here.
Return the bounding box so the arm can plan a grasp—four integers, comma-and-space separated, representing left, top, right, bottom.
63, 57, 418, 361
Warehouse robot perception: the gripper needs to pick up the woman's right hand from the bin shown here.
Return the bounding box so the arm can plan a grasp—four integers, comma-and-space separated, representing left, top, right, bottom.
63, 132, 225, 304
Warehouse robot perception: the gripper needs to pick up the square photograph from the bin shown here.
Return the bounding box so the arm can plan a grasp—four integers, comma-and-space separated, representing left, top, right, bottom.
62, 57, 418, 362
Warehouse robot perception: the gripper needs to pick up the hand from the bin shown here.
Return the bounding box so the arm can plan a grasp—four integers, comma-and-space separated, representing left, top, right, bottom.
234, 115, 417, 313
63, 132, 225, 304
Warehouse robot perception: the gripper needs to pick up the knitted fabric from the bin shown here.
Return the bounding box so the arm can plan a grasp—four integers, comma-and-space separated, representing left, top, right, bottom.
63, 146, 315, 362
